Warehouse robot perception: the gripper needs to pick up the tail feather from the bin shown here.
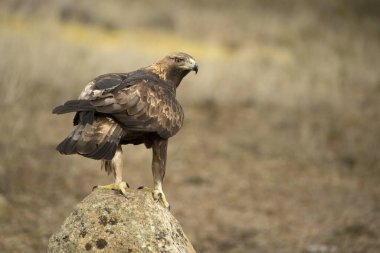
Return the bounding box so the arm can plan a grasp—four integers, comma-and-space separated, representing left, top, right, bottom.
56, 138, 77, 155
56, 117, 123, 160
83, 140, 116, 160
52, 100, 94, 114
56, 124, 85, 155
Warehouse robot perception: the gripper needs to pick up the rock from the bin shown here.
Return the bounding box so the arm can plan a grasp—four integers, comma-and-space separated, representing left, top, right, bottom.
48, 189, 196, 253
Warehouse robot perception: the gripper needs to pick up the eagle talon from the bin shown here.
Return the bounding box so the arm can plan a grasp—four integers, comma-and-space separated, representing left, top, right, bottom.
94, 181, 129, 196
152, 190, 170, 209
136, 187, 170, 209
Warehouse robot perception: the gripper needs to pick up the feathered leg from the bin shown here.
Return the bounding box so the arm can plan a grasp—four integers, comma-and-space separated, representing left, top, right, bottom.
152, 138, 169, 208
138, 138, 170, 209
93, 145, 129, 195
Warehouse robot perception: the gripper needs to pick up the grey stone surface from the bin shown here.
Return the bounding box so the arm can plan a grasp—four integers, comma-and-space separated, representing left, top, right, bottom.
48, 189, 196, 253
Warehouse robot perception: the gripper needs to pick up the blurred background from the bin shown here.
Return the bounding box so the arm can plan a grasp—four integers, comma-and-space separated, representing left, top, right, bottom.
0, 0, 380, 252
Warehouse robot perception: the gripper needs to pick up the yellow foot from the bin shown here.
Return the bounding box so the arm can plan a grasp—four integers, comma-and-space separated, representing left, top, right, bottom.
137, 186, 170, 209
93, 181, 129, 196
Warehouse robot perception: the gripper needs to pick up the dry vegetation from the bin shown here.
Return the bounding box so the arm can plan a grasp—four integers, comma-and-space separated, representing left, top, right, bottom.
0, 0, 380, 252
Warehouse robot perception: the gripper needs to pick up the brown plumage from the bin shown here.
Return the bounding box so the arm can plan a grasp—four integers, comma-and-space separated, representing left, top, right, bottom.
53, 52, 198, 208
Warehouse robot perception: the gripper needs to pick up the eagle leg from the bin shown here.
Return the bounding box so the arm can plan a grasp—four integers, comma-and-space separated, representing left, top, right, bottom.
93, 145, 129, 196
137, 186, 170, 210
138, 138, 170, 209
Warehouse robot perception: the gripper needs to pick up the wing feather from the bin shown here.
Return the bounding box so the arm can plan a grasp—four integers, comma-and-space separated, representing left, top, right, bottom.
71, 71, 184, 138
116, 92, 140, 106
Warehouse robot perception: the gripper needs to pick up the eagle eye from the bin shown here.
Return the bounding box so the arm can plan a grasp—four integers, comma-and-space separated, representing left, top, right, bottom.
174, 57, 182, 63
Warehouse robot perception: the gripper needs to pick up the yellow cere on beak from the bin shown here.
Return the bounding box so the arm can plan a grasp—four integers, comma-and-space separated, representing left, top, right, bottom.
181, 58, 198, 74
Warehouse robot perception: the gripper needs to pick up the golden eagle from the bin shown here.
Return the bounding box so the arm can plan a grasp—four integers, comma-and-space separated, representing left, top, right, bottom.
53, 52, 198, 208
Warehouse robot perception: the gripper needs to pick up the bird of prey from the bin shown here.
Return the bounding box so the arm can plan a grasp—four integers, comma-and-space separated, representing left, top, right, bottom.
52, 52, 198, 208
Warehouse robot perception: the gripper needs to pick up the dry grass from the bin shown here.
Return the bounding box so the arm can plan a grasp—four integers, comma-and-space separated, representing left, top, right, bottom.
0, 0, 379, 252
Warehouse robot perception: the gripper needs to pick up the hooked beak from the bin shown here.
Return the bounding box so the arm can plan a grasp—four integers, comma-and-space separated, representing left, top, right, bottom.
193, 63, 199, 74
182, 58, 198, 74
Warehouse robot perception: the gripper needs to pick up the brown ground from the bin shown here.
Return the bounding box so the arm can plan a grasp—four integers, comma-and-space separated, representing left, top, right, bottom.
0, 0, 380, 252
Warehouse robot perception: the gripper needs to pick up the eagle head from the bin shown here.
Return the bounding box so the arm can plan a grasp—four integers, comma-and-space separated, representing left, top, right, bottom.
166, 52, 198, 74
151, 52, 198, 86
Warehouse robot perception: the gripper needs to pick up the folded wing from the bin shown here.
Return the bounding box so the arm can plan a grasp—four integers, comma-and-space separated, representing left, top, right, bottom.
53, 71, 184, 139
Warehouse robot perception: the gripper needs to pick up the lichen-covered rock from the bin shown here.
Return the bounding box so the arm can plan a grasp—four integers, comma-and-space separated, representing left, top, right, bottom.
48, 189, 196, 253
